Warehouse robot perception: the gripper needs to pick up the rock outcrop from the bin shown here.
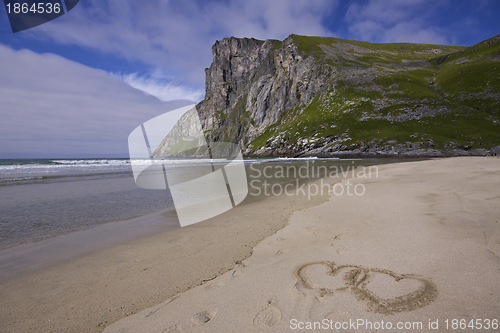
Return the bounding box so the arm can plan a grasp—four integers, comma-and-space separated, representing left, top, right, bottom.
196, 34, 500, 157
197, 36, 330, 146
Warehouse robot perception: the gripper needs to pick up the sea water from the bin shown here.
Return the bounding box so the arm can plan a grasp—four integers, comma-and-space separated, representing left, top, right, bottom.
0, 159, 176, 250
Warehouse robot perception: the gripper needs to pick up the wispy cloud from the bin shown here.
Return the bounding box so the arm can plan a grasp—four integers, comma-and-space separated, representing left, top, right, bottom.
345, 0, 449, 44
0, 0, 337, 156
121, 72, 204, 103
0, 45, 191, 157
26, 0, 337, 86
206, 0, 337, 40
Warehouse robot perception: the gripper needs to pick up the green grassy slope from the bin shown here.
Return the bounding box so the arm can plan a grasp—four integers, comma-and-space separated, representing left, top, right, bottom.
247, 34, 500, 155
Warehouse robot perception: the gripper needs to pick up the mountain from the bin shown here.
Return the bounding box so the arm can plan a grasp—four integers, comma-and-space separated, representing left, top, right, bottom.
196, 34, 500, 157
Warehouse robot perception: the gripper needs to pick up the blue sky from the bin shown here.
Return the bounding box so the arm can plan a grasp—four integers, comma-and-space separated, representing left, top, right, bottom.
0, 0, 499, 157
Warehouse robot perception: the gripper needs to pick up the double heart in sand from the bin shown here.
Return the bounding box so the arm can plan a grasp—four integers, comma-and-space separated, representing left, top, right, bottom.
298, 261, 438, 314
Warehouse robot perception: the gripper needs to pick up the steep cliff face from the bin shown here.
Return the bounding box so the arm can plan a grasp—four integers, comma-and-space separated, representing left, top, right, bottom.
196, 34, 500, 157
197, 35, 331, 146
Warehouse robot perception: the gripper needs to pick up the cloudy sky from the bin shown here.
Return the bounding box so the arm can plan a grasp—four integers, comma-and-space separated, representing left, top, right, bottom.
0, 0, 499, 158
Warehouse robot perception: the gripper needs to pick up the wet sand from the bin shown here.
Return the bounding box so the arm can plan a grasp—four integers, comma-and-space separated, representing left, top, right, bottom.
0, 208, 177, 282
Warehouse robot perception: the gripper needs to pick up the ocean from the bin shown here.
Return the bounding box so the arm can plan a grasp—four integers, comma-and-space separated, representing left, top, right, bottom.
0, 158, 176, 250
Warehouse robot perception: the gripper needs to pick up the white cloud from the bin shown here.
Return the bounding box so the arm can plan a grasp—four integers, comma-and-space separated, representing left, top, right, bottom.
121, 73, 204, 103
207, 0, 337, 40
380, 22, 449, 45
0, 45, 191, 157
28, 0, 337, 86
0, 1, 339, 157
345, 0, 449, 44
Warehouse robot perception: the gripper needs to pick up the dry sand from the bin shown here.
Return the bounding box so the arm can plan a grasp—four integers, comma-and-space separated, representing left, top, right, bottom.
103, 157, 500, 332
1, 157, 499, 332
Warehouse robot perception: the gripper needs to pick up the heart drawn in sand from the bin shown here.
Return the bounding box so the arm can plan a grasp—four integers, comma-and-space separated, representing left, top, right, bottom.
297, 261, 438, 314
298, 262, 362, 296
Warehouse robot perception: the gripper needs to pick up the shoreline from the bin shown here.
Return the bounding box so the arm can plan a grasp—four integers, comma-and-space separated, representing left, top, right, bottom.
0, 207, 178, 282
0, 157, 379, 281
0, 168, 176, 251
0, 161, 351, 332
245, 149, 494, 158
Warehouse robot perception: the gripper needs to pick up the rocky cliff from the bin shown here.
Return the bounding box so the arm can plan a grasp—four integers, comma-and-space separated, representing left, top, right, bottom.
196, 34, 500, 157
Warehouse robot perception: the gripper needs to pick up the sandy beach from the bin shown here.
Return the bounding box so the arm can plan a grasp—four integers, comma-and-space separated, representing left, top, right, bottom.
0, 160, 335, 332
1, 157, 499, 332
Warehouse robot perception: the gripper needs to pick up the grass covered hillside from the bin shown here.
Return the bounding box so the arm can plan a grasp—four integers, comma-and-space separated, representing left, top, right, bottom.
198, 34, 500, 157
247, 35, 500, 156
